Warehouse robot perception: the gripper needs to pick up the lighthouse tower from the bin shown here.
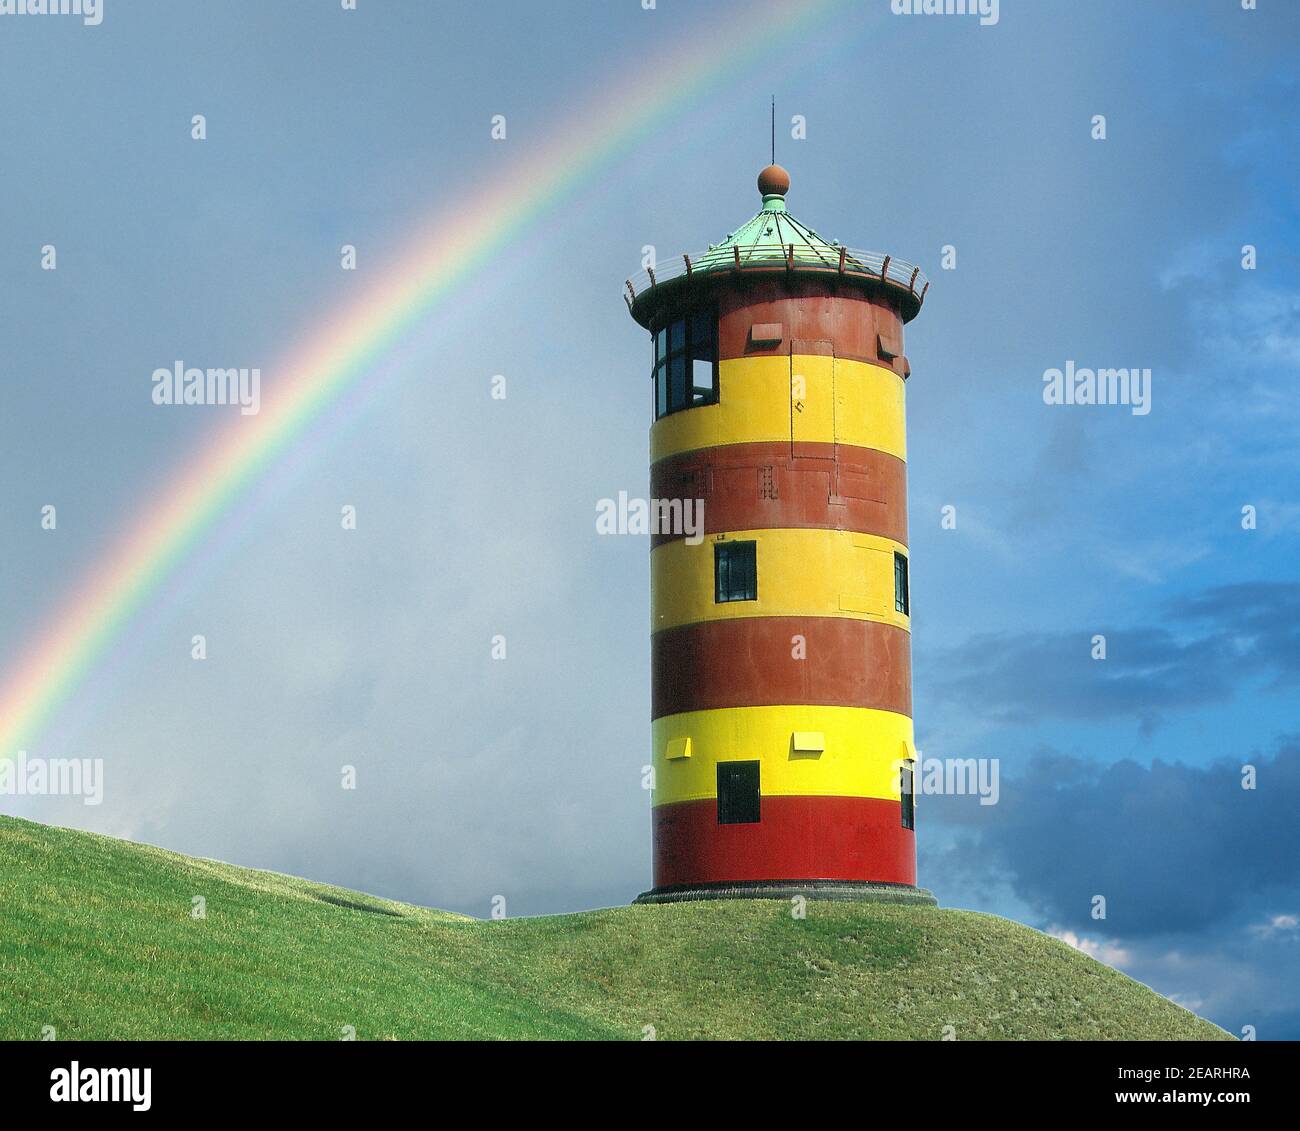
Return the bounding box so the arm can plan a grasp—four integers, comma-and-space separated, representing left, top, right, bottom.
625, 165, 934, 904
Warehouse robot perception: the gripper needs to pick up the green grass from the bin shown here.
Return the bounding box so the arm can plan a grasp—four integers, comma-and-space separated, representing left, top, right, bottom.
0, 816, 1231, 1040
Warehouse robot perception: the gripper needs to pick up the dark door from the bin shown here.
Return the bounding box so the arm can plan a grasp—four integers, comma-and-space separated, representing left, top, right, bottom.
717, 761, 761, 825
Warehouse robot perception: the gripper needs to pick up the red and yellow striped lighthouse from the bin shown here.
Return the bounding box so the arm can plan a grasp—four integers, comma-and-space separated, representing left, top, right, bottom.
626, 165, 934, 904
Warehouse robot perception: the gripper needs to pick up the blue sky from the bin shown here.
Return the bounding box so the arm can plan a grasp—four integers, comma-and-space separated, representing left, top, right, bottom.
1, 1, 1297, 1038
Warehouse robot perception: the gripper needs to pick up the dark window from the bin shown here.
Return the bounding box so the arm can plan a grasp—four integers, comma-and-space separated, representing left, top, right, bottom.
653, 311, 717, 419
714, 541, 757, 603
717, 761, 761, 825
894, 551, 910, 615
900, 760, 915, 830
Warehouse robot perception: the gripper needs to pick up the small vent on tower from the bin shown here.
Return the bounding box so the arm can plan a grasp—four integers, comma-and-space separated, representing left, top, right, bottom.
790, 732, 825, 757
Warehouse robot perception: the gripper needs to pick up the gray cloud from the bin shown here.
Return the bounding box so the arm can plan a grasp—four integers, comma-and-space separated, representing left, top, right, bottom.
924, 583, 1300, 727
927, 740, 1300, 938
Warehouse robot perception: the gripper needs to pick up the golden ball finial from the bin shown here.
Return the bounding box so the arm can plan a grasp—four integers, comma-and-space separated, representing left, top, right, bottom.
757, 164, 790, 198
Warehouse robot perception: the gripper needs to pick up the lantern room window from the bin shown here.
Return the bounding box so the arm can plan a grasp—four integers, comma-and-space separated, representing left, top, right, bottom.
653, 311, 717, 419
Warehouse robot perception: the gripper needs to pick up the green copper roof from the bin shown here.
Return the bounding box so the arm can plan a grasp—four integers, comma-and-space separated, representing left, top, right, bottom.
624, 166, 929, 327
690, 171, 844, 272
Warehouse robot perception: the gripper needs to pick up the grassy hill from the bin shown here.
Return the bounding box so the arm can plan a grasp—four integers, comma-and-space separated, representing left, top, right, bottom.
0, 816, 1230, 1040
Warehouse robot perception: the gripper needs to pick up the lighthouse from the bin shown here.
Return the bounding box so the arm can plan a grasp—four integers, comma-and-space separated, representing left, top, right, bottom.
625, 165, 935, 905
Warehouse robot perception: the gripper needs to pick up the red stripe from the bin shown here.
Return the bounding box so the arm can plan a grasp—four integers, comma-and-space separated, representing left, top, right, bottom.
650, 441, 908, 548
715, 282, 909, 369
652, 616, 912, 719
652, 795, 915, 888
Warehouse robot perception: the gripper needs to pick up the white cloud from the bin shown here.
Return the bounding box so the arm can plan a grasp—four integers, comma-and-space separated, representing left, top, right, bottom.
1249, 914, 1300, 940
1048, 927, 1132, 968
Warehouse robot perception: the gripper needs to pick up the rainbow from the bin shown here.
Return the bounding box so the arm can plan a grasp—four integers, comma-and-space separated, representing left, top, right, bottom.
0, 0, 850, 759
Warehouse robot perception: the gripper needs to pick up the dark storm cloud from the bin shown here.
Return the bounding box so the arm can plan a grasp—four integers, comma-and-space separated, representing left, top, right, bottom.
927, 740, 1300, 938
923, 582, 1300, 725
1171, 583, 1300, 688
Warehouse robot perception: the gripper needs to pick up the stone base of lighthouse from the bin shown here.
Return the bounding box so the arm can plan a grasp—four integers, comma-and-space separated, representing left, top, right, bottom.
634, 880, 937, 906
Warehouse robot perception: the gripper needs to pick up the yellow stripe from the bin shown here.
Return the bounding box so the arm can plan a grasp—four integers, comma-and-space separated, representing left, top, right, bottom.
652, 527, 910, 632
650, 354, 906, 463
651, 704, 914, 805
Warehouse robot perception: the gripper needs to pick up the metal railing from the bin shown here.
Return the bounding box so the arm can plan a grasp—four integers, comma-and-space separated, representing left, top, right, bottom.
625, 244, 929, 307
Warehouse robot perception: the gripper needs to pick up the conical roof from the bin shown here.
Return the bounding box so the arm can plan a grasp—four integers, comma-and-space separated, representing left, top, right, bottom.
690, 164, 845, 272
624, 165, 928, 327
